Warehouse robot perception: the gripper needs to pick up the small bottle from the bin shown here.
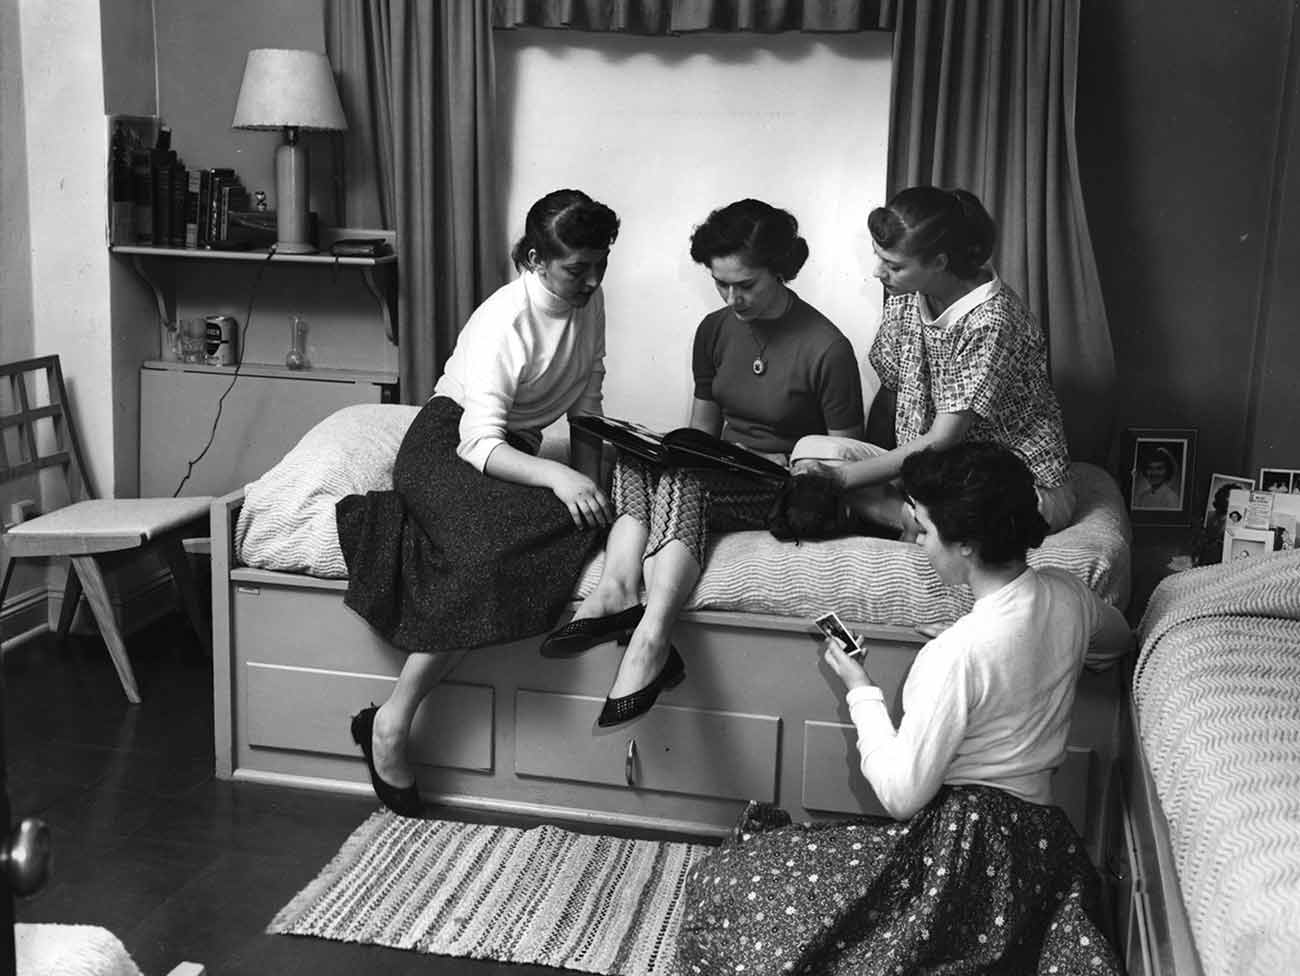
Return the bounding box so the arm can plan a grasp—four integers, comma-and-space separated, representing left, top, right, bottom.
285, 315, 310, 370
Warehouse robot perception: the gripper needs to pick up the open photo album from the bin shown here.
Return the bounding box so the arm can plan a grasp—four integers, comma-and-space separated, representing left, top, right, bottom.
570, 414, 790, 483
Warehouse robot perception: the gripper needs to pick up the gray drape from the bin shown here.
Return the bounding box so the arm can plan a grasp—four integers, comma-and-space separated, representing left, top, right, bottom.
326, 0, 502, 404
888, 0, 1116, 462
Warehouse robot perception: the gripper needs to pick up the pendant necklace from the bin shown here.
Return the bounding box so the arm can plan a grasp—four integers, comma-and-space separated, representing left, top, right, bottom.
749, 289, 792, 376
750, 329, 770, 375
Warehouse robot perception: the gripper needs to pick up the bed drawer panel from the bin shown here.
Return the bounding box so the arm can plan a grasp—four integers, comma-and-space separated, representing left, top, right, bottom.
801, 721, 886, 816
515, 690, 779, 802
245, 663, 494, 772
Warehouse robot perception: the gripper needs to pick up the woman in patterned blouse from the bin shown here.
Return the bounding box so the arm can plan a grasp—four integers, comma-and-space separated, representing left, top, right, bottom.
674, 441, 1132, 976
792, 186, 1076, 538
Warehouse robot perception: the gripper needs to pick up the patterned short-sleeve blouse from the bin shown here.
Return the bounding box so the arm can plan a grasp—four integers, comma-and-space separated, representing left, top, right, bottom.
869, 275, 1071, 488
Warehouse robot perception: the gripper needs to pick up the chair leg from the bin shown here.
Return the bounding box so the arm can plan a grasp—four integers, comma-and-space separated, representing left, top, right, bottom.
68, 555, 141, 704
55, 567, 83, 643
160, 539, 211, 657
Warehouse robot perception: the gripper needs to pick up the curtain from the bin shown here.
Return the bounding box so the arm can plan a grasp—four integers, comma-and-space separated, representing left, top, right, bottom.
492, 0, 893, 33
326, 1, 502, 404
888, 0, 1115, 462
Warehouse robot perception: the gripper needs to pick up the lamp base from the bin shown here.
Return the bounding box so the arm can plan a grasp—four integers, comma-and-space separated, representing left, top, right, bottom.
273, 240, 317, 255
274, 133, 315, 254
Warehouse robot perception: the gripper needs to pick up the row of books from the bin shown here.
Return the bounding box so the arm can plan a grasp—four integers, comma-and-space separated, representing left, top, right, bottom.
109, 123, 251, 248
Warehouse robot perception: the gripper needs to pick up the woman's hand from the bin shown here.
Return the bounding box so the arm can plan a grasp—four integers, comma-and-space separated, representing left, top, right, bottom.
550, 467, 613, 529
821, 636, 874, 692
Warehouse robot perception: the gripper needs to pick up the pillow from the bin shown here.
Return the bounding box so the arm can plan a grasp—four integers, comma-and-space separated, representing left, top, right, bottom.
235, 403, 421, 577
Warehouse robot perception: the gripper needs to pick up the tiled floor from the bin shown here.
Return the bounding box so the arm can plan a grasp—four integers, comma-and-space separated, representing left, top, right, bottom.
4, 614, 661, 975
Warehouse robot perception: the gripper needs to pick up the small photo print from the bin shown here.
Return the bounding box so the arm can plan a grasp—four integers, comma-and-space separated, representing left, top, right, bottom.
1203, 473, 1256, 529
1223, 526, 1276, 563
1259, 467, 1300, 493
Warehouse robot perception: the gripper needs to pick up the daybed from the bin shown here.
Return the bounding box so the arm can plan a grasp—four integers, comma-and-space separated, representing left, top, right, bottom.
1108, 549, 1300, 976
210, 404, 1132, 852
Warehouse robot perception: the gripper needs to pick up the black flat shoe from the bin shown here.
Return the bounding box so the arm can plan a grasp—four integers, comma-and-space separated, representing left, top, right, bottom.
349, 704, 423, 817
596, 646, 685, 728
540, 604, 646, 658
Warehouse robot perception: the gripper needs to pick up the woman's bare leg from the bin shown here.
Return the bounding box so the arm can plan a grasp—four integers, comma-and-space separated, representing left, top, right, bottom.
569, 514, 647, 620
372, 648, 466, 787
606, 539, 699, 698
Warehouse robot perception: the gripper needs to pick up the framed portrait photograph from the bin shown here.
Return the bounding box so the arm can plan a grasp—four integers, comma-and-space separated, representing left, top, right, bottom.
1203, 473, 1256, 529
1222, 525, 1277, 564
1123, 427, 1197, 524
1259, 467, 1300, 494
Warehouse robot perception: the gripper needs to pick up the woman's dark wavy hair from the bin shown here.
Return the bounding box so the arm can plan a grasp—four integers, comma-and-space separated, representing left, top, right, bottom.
689, 199, 809, 281
868, 186, 996, 280
900, 441, 1048, 565
510, 189, 620, 270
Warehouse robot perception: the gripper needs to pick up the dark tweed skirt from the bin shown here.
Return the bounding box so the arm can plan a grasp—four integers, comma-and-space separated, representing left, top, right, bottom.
674, 786, 1122, 976
336, 397, 602, 653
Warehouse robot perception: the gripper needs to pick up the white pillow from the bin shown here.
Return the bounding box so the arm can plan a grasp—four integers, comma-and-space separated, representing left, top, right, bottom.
235, 403, 421, 577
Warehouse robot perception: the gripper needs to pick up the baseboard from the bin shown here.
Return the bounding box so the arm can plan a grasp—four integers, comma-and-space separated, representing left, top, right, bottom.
0, 585, 50, 654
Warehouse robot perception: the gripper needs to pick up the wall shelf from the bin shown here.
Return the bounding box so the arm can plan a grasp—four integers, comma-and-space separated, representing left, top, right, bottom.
110, 243, 399, 344
141, 359, 397, 386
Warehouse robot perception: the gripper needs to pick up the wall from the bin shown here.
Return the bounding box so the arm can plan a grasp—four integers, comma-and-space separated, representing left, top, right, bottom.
1077, 0, 1299, 500
154, 0, 336, 228
0, 0, 33, 365
495, 29, 892, 431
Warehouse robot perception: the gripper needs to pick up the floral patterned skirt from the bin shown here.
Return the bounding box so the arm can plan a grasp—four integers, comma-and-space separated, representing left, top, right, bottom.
673, 786, 1121, 976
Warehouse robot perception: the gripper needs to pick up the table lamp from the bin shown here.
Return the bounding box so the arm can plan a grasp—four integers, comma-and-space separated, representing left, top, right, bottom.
231, 49, 347, 254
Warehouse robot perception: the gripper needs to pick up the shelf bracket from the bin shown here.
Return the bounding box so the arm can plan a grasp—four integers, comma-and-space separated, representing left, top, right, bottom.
360, 263, 398, 346
128, 254, 174, 326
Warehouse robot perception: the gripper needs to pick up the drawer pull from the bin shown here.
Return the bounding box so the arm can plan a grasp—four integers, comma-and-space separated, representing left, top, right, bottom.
625, 738, 638, 786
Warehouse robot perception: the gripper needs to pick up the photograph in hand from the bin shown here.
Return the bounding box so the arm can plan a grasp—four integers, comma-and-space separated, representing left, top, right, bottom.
814, 610, 864, 658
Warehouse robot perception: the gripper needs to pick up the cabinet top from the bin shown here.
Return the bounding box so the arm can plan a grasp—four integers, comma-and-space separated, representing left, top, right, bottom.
111, 244, 396, 267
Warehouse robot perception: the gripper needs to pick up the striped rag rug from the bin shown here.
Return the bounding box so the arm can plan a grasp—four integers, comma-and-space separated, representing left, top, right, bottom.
268, 812, 710, 975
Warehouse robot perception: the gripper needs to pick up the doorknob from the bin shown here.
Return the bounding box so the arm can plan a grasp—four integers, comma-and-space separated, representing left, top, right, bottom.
1, 818, 50, 897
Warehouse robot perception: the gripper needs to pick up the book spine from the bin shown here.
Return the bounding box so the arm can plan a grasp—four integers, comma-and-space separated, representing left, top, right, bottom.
184, 168, 201, 248
130, 149, 153, 244
169, 162, 188, 247
151, 151, 172, 246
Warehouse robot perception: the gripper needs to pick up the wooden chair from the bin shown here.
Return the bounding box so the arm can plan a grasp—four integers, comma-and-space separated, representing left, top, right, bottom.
0, 356, 211, 703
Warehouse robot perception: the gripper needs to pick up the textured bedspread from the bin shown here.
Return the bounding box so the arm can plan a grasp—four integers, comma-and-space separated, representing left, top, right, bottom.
235, 405, 1131, 627
1133, 550, 1300, 976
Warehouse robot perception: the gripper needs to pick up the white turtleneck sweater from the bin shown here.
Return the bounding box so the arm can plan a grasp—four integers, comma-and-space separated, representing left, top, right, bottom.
433, 271, 605, 471
846, 567, 1129, 820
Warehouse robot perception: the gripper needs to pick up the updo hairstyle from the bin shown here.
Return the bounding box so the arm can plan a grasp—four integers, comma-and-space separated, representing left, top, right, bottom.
510, 189, 620, 270
900, 441, 1048, 565
689, 199, 809, 281
867, 186, 996, 280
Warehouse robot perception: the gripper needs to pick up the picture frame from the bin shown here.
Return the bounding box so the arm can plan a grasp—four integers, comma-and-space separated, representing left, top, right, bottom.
1122, 427, 1198, 524
1203, 473, 1256, 529
1259, 467, 1300, 494
1222, 525, 1277, 563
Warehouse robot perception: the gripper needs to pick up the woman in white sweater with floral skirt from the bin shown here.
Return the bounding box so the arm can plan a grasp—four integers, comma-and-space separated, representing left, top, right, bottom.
337, 189, 621, 817
675, 441, 1133, 976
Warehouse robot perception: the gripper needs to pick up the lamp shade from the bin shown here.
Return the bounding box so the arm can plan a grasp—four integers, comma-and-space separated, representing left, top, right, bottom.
231, 49, 347, 131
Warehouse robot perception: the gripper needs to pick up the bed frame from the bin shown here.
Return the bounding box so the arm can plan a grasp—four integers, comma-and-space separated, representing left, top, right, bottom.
210, 488, 1125, 855
1106, 661, 1205, 976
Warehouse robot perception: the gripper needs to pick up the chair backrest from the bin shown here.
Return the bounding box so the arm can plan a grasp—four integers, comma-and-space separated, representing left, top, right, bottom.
0, 356, 96, 506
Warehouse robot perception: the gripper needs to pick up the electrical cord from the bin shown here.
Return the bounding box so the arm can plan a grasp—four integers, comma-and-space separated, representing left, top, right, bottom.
171, 245, 278, 497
